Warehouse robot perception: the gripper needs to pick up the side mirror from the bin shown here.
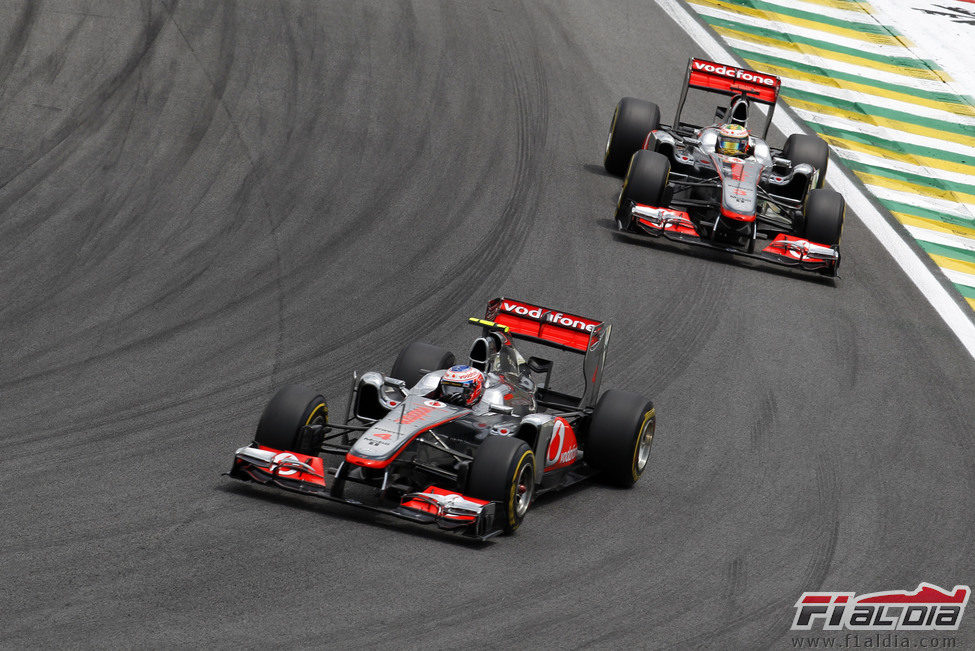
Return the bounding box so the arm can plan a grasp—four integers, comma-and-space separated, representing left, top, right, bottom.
792, 162, 814, 176
772, 157, 791, 169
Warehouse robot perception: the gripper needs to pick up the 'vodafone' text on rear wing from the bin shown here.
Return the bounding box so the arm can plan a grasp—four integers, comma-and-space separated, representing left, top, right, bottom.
484, 297, 610, 409
675, 58, 781, 138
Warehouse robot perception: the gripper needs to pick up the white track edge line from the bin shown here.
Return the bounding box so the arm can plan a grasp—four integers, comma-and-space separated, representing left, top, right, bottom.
943, 267, 975, 288
654, 0, 975, 359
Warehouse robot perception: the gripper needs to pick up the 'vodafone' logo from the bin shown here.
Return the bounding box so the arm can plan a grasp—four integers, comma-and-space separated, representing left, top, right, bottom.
546, 419, 578, 467
500, 301, 599, 333
692, 59, 776, 87
424, 399, 445, 408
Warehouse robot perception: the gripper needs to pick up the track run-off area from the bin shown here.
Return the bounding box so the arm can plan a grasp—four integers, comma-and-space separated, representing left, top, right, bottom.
1, 1, 973, 647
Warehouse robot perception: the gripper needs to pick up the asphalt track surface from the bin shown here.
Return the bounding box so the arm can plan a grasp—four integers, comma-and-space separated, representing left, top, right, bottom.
2, 1, 973, 648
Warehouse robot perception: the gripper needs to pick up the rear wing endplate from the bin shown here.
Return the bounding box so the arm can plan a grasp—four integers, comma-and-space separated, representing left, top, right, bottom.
483, 298, 611, 408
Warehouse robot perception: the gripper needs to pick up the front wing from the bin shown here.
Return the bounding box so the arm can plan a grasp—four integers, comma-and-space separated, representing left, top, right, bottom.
227, 444, 502, 540
621, 203, 840, 275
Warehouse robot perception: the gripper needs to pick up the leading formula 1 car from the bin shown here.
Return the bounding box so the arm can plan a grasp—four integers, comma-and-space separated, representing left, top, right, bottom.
227, 298, 656, 540
604, 58, 844, 276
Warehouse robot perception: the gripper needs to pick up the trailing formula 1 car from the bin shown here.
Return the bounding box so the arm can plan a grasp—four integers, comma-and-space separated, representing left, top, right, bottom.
604, 58, 844, 276
227, 298, 656, 540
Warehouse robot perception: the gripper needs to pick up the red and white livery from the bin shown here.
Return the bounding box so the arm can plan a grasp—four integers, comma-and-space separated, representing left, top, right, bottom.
604, 58, 844, 277
228, 298, 657, 540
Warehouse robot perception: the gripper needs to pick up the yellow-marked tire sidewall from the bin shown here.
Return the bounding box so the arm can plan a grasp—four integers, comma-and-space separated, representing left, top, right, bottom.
255, 385, 328, 455
605, 104, 620, 161
304, 402, 328, 428
617, 170, 630, 211
630, 408, 656, 483
506, 449, 534, 530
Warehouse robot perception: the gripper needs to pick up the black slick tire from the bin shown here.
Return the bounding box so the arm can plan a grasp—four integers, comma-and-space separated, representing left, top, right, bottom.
604, 97, 661, 176
254, 384, 328, 456
390, 342, 455, 388
782, 134, 829, 189
615, 150, 670, 229
803, 188, 845, 246
585, 390, 656, 487
467, 436, 535, 534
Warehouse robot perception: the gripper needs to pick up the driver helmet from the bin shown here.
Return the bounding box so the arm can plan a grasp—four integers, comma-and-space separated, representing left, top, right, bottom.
439, 365, 485, 407
716, 123, 750, 157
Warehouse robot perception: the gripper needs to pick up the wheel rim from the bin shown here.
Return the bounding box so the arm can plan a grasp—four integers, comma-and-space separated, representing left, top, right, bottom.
514, 462, 534, 517
635, 416, 655, 472
305, 403, 327, 428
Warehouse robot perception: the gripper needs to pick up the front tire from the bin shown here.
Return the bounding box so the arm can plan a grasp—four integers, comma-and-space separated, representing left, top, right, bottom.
604, 97, 660, 176
782, 134, 829, 189
254, 384, 328, 456
615, 150, 670, 229
802, 188, 845, 246
467, 436, 536, 534
390, 342, 455, 388
585, 390, 656, 487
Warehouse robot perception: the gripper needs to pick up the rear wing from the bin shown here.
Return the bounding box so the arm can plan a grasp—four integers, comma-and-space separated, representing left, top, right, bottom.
483, 298, 610, 409
675, 57, 780, 138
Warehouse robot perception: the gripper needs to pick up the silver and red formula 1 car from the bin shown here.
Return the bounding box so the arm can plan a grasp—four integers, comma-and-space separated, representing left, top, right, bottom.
228, 298, 656, 540
604, 58, 844, 276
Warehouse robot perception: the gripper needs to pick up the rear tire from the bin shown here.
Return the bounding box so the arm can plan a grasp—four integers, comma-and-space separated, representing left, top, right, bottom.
803, 188, 845, 246
615, 150, 670, 229
782, 134, 829, 189
254, 385, 328, 456
390, 342, 455, 388
585, 390, 656, 487
604, 97, 660, 176
467, 436, 536, 534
